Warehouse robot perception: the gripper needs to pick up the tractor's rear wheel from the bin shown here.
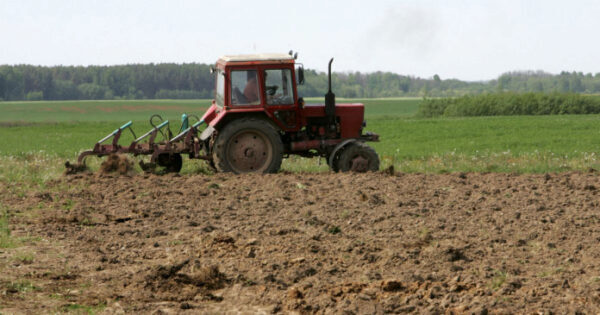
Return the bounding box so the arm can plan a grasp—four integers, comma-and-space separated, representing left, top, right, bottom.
213, 118, 283, 174
336, 142, 380, 172
157, 153, 183, 173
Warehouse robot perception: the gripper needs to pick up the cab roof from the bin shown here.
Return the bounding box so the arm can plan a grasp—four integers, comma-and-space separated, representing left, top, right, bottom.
218, 53, 295, 63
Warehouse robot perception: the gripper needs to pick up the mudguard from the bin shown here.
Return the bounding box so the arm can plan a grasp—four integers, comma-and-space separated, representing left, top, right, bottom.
328, 139, 357, 167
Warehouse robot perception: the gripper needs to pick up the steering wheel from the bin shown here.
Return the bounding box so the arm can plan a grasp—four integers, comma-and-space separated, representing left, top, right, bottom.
266, 85, 278, 96
270, 94, 290, 105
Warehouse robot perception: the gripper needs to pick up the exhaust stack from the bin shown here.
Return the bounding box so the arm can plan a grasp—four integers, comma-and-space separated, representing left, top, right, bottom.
325, 58, 336, 127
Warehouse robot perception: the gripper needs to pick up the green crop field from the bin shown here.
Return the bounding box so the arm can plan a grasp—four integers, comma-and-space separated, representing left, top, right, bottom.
0, 99, 213, 123
1, 98, 600, 187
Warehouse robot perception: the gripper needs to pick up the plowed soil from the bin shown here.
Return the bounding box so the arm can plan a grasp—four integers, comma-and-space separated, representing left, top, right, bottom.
2, 171, 600, 313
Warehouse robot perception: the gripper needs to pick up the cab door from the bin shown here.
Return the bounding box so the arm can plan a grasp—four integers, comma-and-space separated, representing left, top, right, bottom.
229, 69, 262, 107
261, 67, 299, 131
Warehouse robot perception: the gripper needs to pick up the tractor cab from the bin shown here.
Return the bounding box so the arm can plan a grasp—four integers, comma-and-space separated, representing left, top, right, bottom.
208, 53, 303, 131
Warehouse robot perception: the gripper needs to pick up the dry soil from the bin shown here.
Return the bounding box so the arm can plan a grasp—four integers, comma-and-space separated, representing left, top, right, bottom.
2, 170, 600, 313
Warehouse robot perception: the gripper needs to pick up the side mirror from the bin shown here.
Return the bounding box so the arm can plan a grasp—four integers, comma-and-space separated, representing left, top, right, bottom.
297, 66, 305, 85
209, 66, 215, 74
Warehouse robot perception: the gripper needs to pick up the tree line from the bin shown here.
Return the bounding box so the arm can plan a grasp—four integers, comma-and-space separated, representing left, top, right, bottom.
0, 64, 213, 101
1, 63, 600, 101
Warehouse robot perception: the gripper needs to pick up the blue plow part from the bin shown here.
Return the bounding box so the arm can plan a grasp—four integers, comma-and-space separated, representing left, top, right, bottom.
156, 120, 169, 130
133, 120, 170, 143
181, 113, 189, 130
98, 120, 133, 143
113, 121, 132, 135
192, 119, 204, 128
169, 119, 205, 143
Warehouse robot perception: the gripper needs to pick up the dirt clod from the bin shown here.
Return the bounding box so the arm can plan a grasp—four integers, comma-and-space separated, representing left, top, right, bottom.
64, 161, 87, 175
381, 280, 404, 292
99, 154, 133, 175
444, 247, 469, 262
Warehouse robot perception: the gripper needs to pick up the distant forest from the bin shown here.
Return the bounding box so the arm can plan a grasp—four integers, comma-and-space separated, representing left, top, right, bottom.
1, 63, 599, 101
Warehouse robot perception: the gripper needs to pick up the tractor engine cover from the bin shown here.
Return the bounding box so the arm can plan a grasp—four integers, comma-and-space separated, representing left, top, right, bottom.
301, 103, 364, 138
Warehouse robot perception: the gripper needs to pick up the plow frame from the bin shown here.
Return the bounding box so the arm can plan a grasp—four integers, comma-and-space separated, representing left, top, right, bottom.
76, 119, 210, 165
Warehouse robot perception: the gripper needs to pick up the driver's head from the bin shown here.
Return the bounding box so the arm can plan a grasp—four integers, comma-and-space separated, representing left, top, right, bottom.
247, 70, 256, 81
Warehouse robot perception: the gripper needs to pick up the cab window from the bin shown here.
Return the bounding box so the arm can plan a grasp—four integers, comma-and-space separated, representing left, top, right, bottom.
230, 70, 260, 105
264, 69, 294, 105
215, 70, 225, 107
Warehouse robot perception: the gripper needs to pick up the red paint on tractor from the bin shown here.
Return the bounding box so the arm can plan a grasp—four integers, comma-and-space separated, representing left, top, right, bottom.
301, 103, 364, 139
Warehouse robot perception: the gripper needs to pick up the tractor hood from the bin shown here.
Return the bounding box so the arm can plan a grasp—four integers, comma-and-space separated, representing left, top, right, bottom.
302, 103, 365, 139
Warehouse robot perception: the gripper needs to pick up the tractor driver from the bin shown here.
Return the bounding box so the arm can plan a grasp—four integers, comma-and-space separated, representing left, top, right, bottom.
243, 71, 259, 103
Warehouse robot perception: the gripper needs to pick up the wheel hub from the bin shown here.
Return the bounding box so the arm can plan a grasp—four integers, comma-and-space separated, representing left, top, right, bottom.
350, 155, 369, 172
227, 131, 272, 172
244, 148, 255, 158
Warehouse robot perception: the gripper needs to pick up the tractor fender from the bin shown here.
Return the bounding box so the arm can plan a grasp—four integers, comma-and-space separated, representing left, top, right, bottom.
328, 139, 357, 167
213, 111, 280, 133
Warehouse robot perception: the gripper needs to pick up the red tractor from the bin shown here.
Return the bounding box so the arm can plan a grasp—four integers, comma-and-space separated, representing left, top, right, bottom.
71, 52, 380, 174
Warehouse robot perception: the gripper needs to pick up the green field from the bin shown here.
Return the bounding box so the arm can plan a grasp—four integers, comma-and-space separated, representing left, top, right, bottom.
0, 98, 421, 123
1, 98, 600, 185
0, 99, 212, 123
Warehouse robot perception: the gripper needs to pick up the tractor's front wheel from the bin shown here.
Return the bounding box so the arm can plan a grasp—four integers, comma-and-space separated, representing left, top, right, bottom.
335, 142, 380, 172
212, 118, 283, 174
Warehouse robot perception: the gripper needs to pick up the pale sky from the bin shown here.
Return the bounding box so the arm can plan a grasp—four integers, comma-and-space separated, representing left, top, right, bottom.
1, 0, 599, 81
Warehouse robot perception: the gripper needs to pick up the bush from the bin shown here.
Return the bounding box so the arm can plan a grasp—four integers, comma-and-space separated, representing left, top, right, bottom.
53, 80, 78, 100
417, 92, 600, 117
25, 91, 43, 101
77, 83, 107, 100
103, 90, 114, 100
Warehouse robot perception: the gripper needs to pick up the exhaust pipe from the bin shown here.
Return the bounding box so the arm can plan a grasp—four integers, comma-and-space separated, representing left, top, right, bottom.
325, 58, 335, 128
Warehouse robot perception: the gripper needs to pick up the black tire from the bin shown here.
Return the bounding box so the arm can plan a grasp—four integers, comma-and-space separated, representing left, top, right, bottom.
327, 151, 341, 172
157, 153, 183, 173
212, 118, 283, 174
336, 142, 380, 172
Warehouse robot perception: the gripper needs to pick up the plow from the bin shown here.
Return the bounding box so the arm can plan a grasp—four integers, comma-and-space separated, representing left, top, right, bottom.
67, 114, 207, 173
67, 52, 381, 174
